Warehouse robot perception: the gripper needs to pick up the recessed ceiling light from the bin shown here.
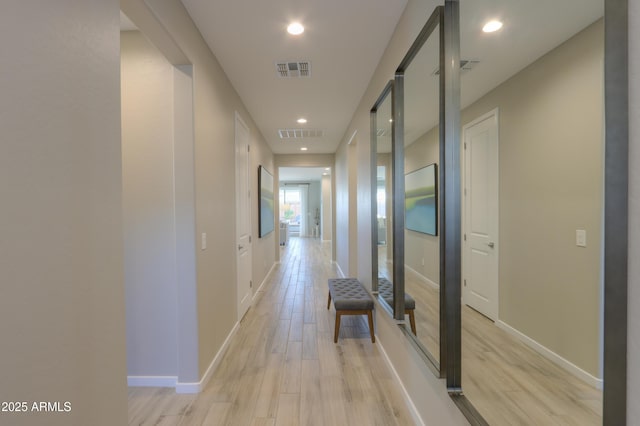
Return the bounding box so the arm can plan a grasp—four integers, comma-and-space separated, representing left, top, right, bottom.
322, 173, 328, 176
324, 167, 330, 171
297, 118, 307, 124
300, 147, 308, 151
482, 20, 503, 33
287, 22, 304, 35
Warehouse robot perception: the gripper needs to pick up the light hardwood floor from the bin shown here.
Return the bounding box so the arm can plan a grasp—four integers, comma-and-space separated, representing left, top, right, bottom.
128, 237, 415, 426
379, 244, 602, 425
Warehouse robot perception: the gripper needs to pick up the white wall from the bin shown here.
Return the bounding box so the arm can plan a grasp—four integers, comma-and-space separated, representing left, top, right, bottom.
321, 175, 333, 241
121, 31, 199, 387
0, 1, 127, 425
335, 142, 350, 276
121, 30, 179, 379
122, 0, 276, 379
628, 0, 640, 421
173, 65, 199, 385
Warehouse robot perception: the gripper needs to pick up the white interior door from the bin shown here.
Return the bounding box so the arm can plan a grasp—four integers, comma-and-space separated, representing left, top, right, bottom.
463, 109, 499, 321
235, 112, 252, 321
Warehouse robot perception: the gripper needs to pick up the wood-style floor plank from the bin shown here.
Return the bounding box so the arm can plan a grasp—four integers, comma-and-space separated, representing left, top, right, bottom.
129, 237, 414, 425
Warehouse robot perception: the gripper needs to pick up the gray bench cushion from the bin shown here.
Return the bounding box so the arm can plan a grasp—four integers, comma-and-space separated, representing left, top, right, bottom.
328, 278, 373, 311
378, 277, 416, 310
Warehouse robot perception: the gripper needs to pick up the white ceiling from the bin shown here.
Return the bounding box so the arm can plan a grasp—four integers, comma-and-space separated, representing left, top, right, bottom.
180, 0, 408, 155
179, 0, 603, 161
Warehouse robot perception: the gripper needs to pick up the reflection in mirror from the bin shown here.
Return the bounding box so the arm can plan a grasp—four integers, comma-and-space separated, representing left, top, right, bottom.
372, 84, 394, 312
402, 20, 441, 366
457, 1, 604, 424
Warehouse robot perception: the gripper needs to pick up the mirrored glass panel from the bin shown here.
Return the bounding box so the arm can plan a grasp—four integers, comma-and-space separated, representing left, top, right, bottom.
371, 83, 394, 312
457, 1, 604, 424
402, 20, 441, 366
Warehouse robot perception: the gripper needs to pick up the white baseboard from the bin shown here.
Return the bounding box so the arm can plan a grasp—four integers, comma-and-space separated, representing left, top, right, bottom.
255, 262, 277, 295
174, 381, 200, 394
377, 340, 426, 426
127, 375, 177, 388
175, 321, 240, 394
495, 320, 603, 390
404, 264, 439, 290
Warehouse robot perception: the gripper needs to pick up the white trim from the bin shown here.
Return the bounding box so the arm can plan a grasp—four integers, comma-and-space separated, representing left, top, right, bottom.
127, 376, 177, 388
334, 261, 345, 278
404, 264, 439, 290
175, 321, 240, 394
496, 320, 603, 390
174, 381, 200, 394
255, 262, 277, 295
377, 340, 426, 426
235, 110, 253, 323
461, 108, 500, 320
347, 129, 358, 145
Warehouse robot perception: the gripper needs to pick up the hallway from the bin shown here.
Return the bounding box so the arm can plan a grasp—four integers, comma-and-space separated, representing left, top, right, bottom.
128, 237, 415, 425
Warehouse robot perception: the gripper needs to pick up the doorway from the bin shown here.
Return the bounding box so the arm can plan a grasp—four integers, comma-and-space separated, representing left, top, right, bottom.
235, 112, 253, 321
462, 109, 499, 321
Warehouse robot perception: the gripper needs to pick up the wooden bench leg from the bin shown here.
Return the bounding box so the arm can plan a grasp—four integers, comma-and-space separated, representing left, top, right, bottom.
407, 309, 416, 336
367, 310, 375, 343
334, 309, 375, 343
327, 292, 332, 310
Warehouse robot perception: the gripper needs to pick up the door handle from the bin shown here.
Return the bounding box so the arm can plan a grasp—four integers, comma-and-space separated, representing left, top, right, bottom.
487, 242, 495, 248
238, 245, 244, 250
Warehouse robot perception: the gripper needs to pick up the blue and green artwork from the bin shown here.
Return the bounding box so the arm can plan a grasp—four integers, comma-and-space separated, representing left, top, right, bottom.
259, 166, 275, 237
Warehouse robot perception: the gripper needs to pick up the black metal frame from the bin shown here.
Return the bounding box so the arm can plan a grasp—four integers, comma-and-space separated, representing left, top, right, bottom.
393, 4, 447, 376
603, 0, 628, 424
370, 80, 394, 297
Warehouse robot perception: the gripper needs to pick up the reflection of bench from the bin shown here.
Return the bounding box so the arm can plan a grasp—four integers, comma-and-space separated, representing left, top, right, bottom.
378, 277, 417, 335
327, 278, 375, 343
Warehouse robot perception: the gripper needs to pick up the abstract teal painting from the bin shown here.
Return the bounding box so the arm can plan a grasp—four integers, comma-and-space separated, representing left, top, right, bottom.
259, 165, 275, 237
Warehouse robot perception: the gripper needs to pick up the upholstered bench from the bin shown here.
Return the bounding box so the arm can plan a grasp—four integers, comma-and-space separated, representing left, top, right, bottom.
327, 278, 375, 343
378, 277, 417, 336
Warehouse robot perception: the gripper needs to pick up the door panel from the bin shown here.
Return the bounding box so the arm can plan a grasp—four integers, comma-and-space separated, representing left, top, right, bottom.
463, 110, 499, 320
236, 112, 252, 321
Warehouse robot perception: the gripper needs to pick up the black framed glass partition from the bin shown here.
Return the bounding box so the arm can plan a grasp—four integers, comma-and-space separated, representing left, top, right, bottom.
371, 0, 627, 424
371, 2, 454, 378
397, 6, 446, 372
370, 81, 394, 313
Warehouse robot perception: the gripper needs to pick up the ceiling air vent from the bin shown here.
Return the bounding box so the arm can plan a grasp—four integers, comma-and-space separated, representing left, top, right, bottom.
276, 61, 311, 78
431, 59, 480, 76
278, 128, 323, 139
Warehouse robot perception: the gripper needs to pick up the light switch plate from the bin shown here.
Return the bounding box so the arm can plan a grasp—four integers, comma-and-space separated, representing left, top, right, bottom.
576, 229, 586, 247
201, 233, 207, 250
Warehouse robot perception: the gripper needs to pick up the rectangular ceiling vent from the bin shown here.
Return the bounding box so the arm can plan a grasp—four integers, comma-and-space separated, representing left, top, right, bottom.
278, 128, 323, 139
431, 59, 480, 76
276, 61, 311, 78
